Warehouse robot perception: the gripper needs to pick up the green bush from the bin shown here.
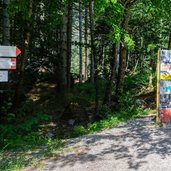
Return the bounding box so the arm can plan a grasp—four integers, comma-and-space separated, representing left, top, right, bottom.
124, 71, 150, 89
0, 112, 52, 149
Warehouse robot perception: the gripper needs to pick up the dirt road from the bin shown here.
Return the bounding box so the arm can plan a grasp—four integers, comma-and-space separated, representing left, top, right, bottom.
43, 115, 171, 171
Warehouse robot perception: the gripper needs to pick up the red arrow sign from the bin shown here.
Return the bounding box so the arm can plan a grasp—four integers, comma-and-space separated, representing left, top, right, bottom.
0, 46, 21, 57
16, 47, 21, 57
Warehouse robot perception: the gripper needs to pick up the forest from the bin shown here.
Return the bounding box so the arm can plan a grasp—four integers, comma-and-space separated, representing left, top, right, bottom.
0, 0, 171, 170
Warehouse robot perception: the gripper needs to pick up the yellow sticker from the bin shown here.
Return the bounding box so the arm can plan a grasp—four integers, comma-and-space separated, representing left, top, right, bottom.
160, 74, 171, 80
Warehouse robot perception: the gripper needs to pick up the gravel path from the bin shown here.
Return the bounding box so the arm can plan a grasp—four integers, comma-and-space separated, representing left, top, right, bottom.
43, 115, 171, 171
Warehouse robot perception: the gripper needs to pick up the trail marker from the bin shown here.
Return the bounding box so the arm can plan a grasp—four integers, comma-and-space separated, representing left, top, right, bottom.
0, 46, 21, 57
0, 58, 16, 69
0, 71, 8, 82
0, 45, 21, 83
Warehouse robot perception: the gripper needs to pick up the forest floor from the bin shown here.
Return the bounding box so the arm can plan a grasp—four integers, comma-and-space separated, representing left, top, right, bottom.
22, 114, 171, 171
0, 81, 158, 171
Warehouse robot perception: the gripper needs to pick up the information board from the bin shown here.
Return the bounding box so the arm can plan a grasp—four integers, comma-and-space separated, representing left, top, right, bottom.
157, 50, 171, 123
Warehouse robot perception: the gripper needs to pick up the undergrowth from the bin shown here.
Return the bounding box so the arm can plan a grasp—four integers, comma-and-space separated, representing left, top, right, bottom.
0, 73, 155, 170
70, 92, 152, 137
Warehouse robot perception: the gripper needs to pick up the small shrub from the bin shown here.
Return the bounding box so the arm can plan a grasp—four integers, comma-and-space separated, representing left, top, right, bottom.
0, 112, 52, 149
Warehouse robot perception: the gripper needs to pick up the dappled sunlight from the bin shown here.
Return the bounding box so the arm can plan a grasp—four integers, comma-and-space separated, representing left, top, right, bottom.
42, 116, 171, 171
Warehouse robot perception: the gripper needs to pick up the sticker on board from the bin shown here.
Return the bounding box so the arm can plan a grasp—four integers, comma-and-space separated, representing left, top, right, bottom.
160, 74, 171, 80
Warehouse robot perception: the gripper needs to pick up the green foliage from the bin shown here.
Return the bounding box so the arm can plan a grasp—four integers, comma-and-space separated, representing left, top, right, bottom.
0, 99, 53, 150
73, 82, 96, 103
0, 98, 14, 122
99, 104, 113, 117
117, 91, 146, 117
94, 0, 117, 15
73, 79, 106, 104
147, 43, 157, 52
109, 24, 122, 43
8, 0, 31, 20
0, 105, 52, 149
71, 106, 149, 137
124, 33, 135, 50
0, 138, 63, 171
42, 138, 63, 157
0, 153, 26, 171
124, 71, 150, 90
18, 113, 51, 133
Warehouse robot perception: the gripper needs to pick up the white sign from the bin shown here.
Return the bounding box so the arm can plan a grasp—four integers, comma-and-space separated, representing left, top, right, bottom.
0, 58, 16, 69
0, 71, 8, 82
0, 46, 21, 57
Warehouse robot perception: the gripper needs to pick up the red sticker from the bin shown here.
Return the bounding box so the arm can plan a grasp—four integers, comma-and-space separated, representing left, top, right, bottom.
11, 66, 16, 69
159, 108, 171, 123
11, 58, 16, 62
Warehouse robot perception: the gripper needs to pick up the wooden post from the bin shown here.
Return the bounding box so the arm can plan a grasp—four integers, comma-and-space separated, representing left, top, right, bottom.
156, 50, 160, 123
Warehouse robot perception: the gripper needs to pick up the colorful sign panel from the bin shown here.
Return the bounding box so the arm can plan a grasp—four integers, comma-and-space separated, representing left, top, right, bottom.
157, 50, 171, 123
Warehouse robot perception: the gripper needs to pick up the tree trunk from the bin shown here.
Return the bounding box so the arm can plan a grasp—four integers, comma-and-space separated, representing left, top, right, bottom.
56, 6, 68, 93
89, 0, 99, 116
168, 31, 171, 50
13, 0, 33, 108
79, 0, 83, 83
116, 5, 131, 95
89, 1, 95, 83
103, 44, 117, 105
84, 7, 88, 81
67, 1, 73, 89
2, 0, 10, 45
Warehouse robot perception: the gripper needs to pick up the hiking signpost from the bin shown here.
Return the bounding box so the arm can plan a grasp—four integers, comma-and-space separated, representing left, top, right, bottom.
157, 50, 171, 123
0, 71, 8, 82
0, 45, 21, 82
0, 46, 21, 57
0, 58, 16, 69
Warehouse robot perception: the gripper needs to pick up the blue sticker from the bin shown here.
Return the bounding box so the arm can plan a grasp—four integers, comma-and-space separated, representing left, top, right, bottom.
166, 86, 171, 91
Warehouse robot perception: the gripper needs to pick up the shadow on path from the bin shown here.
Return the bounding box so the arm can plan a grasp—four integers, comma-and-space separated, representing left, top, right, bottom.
44, 116, 171, 171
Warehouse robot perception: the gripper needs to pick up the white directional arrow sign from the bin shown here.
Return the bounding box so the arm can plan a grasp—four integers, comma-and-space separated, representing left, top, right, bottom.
0, 58, 16, 69
0, 46, 21, 57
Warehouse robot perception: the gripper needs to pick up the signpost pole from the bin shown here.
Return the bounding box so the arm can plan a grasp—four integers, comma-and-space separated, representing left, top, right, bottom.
156, 50, 160, 123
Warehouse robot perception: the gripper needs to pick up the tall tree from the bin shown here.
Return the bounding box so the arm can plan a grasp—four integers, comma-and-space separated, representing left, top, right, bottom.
116, 0, 134, 94
67, 0, 73, 89
89, 0, 95, 83
79, 0, 83, 83
103, 44, 117, 105
56, 5, 68, 93
84, 6, 88, 81
10, 0, 33, 108
2, 0, 10, 45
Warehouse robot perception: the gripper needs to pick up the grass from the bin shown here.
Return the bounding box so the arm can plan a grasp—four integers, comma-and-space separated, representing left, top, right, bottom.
0, 138, 64, 171
0, 106, 154, 171
0, 108, 154, 171
71, 108, 154, 137
0, 75, 156, 170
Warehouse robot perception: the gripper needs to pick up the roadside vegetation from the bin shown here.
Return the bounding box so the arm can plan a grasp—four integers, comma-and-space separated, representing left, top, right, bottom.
0, 0, 169, 170
0, 70, 155, 171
